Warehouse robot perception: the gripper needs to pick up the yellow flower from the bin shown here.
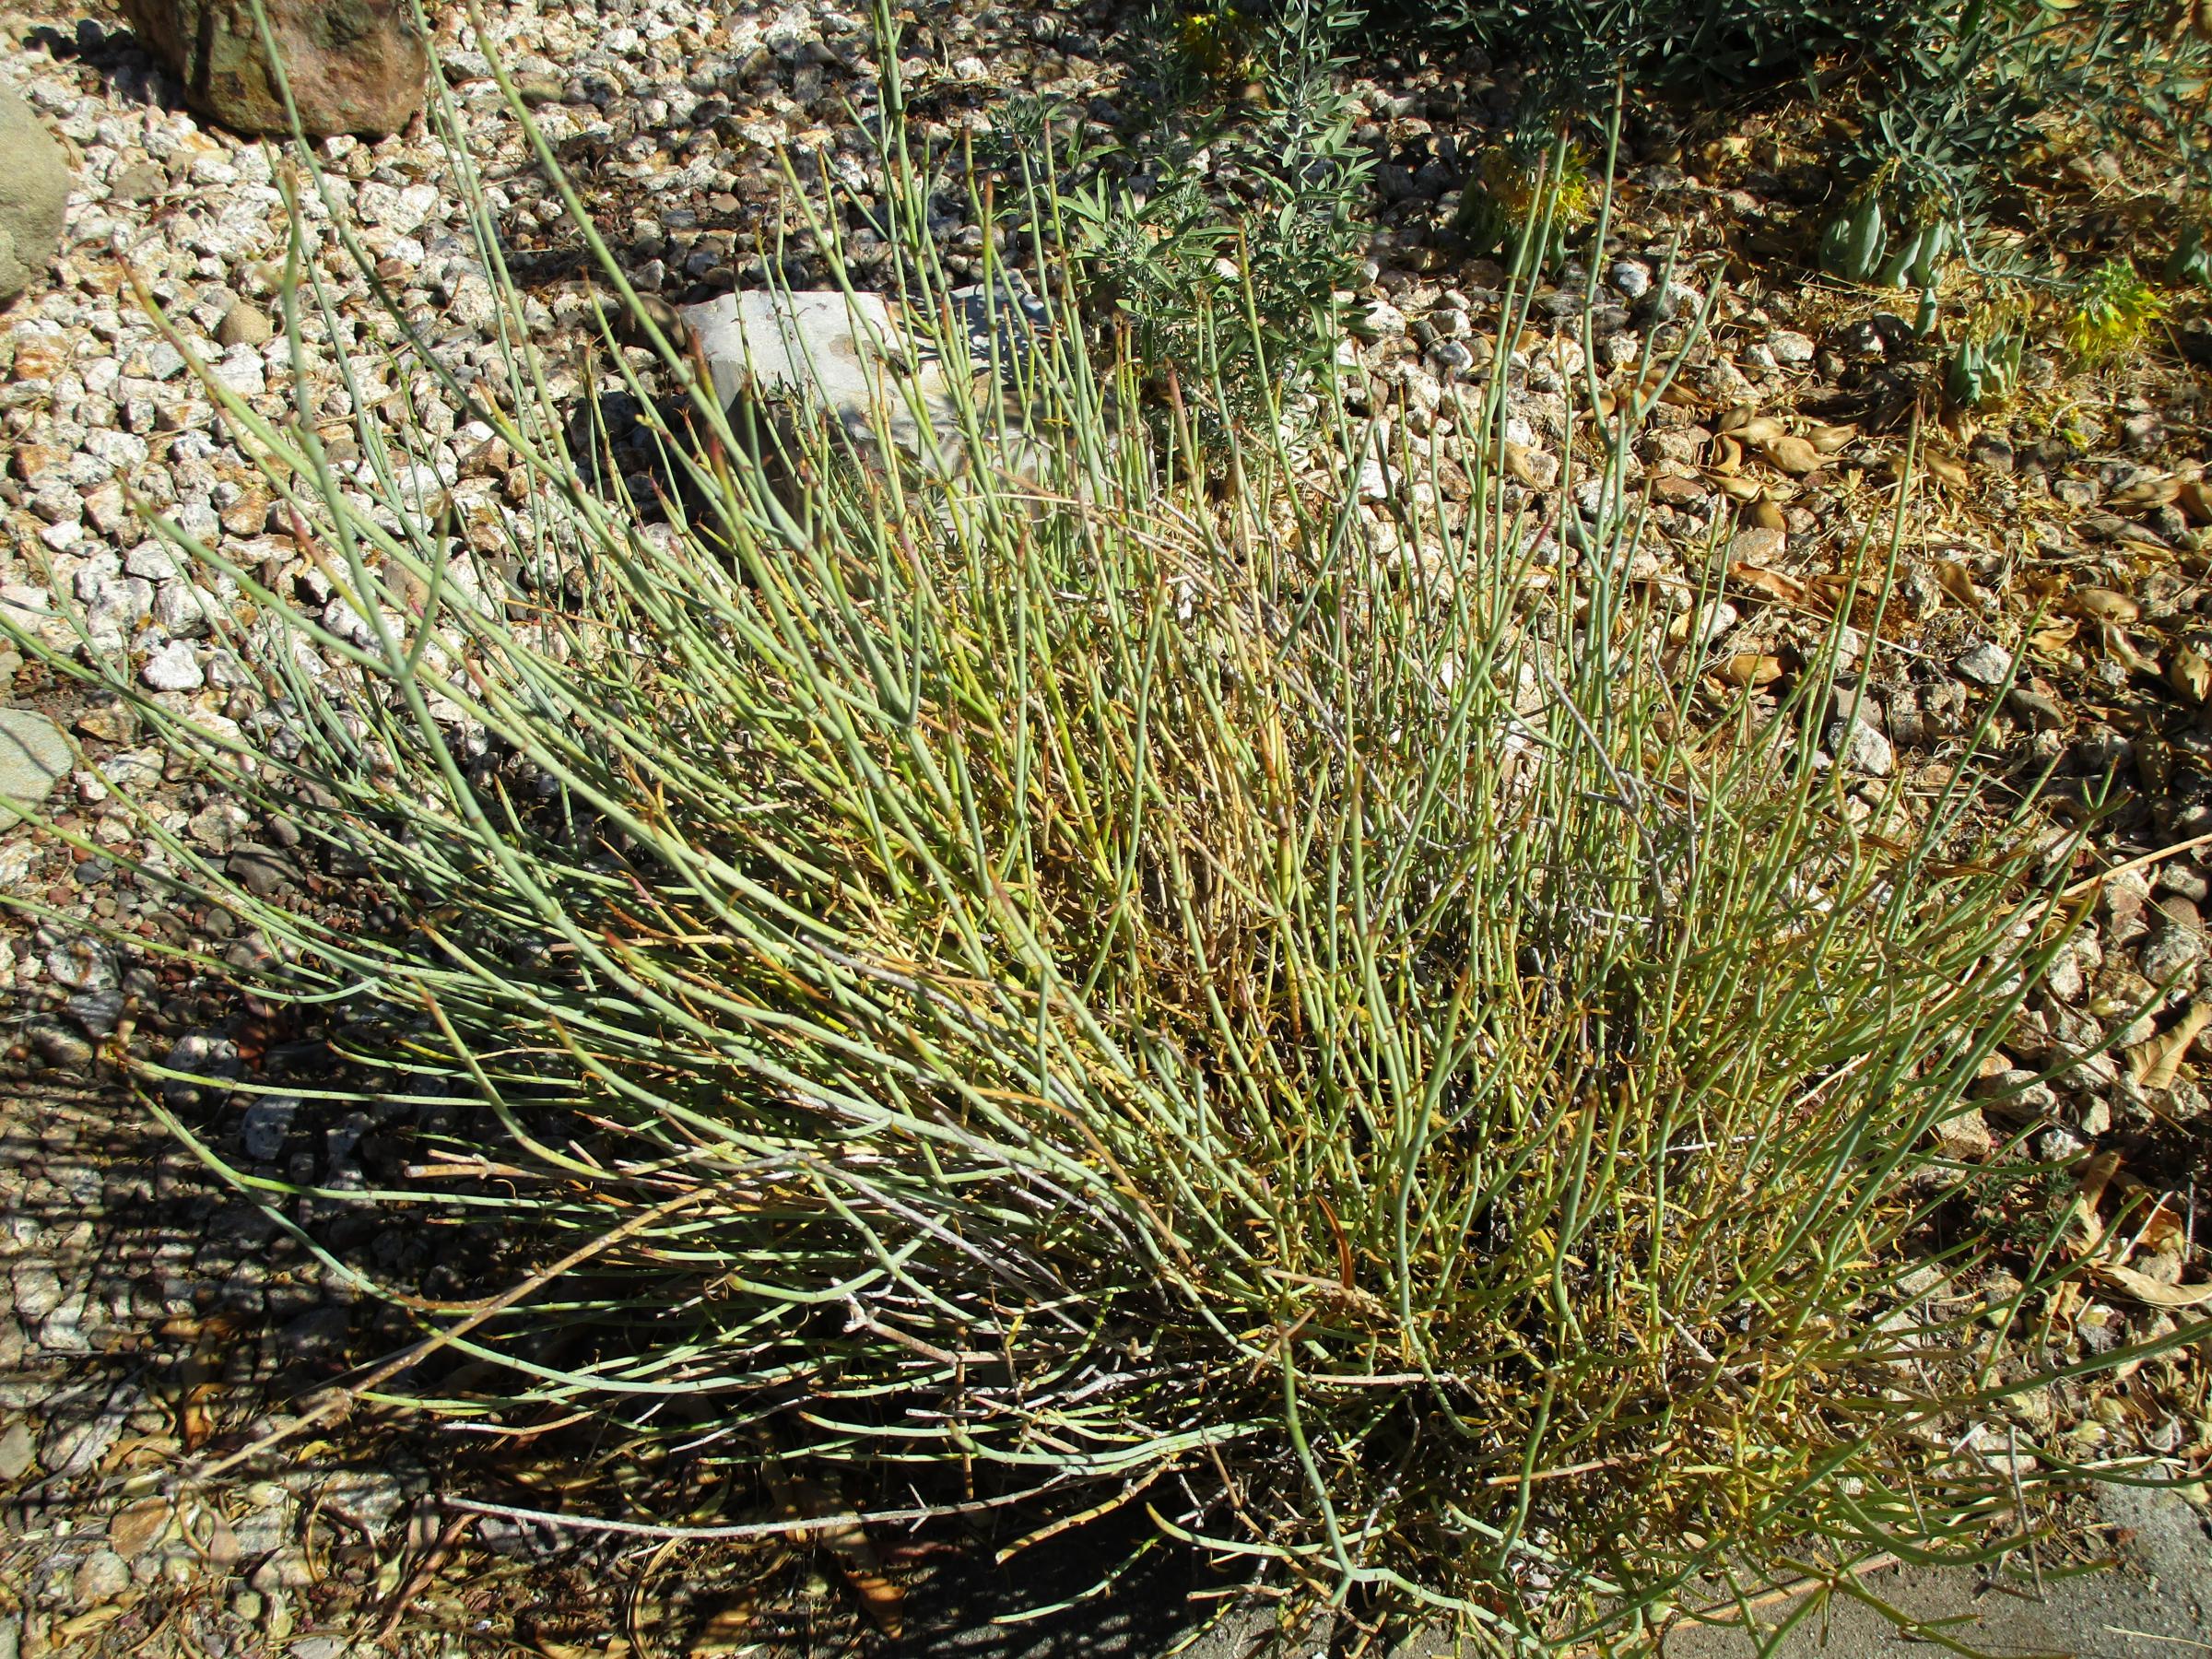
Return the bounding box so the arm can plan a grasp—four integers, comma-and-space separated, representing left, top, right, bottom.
1173, 6, 1254, 83
1478, 140, 1594, 226
2064, 259, 2165, 364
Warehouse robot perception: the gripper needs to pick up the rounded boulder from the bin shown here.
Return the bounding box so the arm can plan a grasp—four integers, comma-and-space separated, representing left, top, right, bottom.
0, 83, 69, 305
120, 0, 429, 138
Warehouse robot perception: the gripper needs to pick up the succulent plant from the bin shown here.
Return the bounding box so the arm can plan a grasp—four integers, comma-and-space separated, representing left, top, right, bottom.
2166, 226, 2212, 291
1944, 326, 2025, 409
1818, 193, 1889, 284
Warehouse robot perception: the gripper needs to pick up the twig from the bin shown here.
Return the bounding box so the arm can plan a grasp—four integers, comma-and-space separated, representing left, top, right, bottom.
376, 1512, 474, 1642
2101, 1630, 2212, 1651
994, 1465, 1167, 1562
2060, 829, 2212, 900
1480, 1440, 1677, 1488
446, 1488, 1046, 1542
1673, 1552, 1901, 1629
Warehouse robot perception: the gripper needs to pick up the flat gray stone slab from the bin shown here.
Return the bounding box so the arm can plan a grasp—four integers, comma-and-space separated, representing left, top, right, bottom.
679, 288, 960, 465
0, 707, 71, 810
1394, 1485, 2212, 1659
677, 286, 1057, 483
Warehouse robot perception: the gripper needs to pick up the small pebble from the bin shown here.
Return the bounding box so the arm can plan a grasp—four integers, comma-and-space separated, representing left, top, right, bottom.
1765, 329, 1815, 366
140, 640, 205, 692
0, 1420, 34, 1481
72, 1549, 131, 1608
1956, 642, 2015, 688
216, 300, 275, 348
1827, 717, 1895, 778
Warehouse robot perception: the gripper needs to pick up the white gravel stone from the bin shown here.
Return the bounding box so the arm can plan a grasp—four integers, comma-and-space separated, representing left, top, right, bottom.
153, 582, 220, 638
125, 543, 186, 582
356, 181, 443, 234
211, 346, 266, 395
1828, 717, 1895, 777
140, 640, 205, 692
72, 1550, 132, 1609
1956, 641, 2015, 687
1355, 455, 1400, 503
0, 710, 72, 806
1766, 329, 1817, 365
1349, 299, 1406, 340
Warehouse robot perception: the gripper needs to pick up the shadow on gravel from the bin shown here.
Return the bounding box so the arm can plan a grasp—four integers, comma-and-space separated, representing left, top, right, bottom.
890, 1509, 1255, 1659
0, 1065, 1266, 1655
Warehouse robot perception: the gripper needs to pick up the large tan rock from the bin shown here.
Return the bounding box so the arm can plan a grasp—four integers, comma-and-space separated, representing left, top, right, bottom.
0, 84, 69, 304
120, 0, 428, 138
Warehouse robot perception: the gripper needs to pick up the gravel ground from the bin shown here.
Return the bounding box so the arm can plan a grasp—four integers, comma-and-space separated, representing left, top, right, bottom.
3, 1, 2210, 1654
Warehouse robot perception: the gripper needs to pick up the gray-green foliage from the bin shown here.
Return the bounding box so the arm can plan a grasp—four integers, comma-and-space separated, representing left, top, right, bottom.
1051, 0, 1372, 423
1808, 4, 2205, 327
1396, 0, 1922, 111
10, 12, 2209, 1653
2168, 227, 2212, 292
1944, 327, 2026, 408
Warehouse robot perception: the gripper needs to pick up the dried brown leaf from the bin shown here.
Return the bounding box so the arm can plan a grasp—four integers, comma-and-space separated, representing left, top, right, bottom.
1757, 433, 1824, 476
2028, 618, 2078, 656
1921, 451, 1971, 490
1729, 564, 1811, 605
109, 1498, 173, 1560
1934, 559, 1984, 608
2110, 1170, 2187, 1255
55, 1608, 129, 1643
2168, 636, 2212, 703
2073, 586, 2141, 624
2125, 998, 2212, 1090
2089, 1262, 2212, 1308
1715, 652, 1784, 688
2101, 621, 2158, 676
2070, 1149, 2122, 1255
2109, 475, 2180, 512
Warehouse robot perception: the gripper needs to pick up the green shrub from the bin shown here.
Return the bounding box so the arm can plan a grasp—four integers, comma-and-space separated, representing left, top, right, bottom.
1170, 0, 1263, 82
15, 15, 2210, 1652
1379, 2, 2207, 339
1396, 0, 1920, 110
1053, 0, 1372, 428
